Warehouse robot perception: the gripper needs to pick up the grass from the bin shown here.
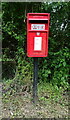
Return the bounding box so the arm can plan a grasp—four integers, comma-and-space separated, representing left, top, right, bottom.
2, 78, 69, 118
38, 82, 63, 103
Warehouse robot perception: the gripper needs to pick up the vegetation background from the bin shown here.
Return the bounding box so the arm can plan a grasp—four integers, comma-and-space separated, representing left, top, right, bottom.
1, 2, 70, 118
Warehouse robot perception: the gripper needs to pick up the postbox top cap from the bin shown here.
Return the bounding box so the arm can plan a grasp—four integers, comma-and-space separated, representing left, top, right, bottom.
27, 13, 50, 20
27, 13, 50, 15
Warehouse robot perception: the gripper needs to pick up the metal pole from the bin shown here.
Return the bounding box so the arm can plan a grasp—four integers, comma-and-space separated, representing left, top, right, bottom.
33, 57, 38, 104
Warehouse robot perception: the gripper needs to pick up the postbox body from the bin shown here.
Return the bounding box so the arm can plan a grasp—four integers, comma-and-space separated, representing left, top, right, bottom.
27, 13, 50, 57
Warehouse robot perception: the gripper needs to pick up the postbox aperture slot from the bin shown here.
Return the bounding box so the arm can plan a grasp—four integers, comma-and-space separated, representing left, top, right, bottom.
29, 20, 48, 23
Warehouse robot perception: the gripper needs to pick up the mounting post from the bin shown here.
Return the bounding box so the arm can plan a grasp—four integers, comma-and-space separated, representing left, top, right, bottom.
33, 57, 38, 104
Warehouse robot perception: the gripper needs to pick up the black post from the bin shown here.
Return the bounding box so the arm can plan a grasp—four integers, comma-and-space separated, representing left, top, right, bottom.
33, 57, 38, 104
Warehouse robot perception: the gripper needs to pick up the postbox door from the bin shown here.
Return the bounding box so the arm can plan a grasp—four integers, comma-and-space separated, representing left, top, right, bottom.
28, 31, 48, 57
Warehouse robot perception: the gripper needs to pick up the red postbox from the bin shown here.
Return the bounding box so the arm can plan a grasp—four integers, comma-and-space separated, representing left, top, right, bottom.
27, 13, 50, 57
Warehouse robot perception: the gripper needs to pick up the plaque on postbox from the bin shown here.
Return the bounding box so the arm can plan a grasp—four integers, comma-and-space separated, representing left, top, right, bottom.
27, 13, 50, 57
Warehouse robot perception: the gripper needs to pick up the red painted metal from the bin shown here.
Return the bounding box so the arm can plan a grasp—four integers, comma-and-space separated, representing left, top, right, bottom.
27, 13, 50, 57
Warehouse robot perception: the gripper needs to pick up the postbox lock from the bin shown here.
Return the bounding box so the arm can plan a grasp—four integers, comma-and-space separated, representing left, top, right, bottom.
36, 32, 40, 36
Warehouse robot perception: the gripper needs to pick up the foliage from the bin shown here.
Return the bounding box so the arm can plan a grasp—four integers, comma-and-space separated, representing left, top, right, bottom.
2, 2, 70, 88
38, 47, 69, 88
